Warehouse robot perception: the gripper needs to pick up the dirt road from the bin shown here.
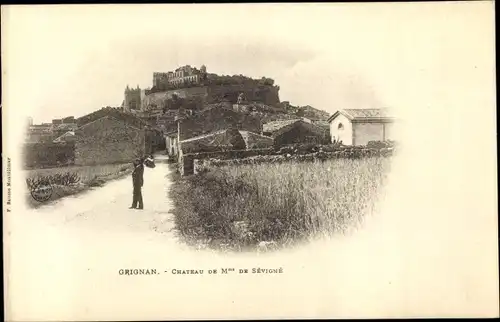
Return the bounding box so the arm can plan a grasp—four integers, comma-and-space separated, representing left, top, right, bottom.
24, 158, 178, 240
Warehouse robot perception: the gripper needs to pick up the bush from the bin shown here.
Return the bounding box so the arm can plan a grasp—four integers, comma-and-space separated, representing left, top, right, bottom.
26, 172, 81, 189
367, 140, 396, 149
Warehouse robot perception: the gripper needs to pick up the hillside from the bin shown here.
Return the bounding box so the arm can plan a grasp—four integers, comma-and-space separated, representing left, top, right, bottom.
201, 100, 330, 121
285, 104, 331, 120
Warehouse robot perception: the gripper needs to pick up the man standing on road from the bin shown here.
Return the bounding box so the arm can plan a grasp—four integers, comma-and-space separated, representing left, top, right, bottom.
130, 157, 144, 210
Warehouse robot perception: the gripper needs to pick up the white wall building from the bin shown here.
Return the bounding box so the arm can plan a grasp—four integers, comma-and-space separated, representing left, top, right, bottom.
327, 109, 396, 146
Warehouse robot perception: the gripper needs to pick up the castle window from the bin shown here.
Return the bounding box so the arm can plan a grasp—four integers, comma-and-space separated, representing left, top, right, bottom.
338, 123, 344, 130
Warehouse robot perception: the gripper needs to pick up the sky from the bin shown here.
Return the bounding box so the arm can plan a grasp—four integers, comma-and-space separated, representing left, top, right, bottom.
2, 2, 495, 125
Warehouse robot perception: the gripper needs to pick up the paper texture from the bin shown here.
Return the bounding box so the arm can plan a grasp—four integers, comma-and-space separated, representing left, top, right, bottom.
2, 2, 498, 320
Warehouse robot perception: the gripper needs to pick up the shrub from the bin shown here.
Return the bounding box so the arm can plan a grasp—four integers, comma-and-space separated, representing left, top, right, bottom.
367, 140, 396, 149
26, 172, 81, 189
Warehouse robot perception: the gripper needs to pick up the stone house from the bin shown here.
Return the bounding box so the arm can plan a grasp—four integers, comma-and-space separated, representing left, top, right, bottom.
26, 124, 53, 143
327, 109, 395, 146
53, 131, 76, 143
178, 107, 262, 141
263, 119, 330, 147
179, 128, 247, 154
52, 123, 78, 138
74, 115, 146, 166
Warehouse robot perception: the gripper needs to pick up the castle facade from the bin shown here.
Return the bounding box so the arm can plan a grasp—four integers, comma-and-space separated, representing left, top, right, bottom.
153, 65, 207, 88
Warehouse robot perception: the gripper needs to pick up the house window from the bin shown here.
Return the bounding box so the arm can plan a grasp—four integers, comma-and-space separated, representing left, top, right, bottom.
338, 123, 344, 130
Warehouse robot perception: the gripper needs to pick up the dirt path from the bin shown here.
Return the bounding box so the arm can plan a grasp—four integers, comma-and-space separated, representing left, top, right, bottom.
24, 158, 178, 240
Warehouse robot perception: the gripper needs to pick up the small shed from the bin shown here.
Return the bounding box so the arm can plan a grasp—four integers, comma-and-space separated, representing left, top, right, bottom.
327, 108, 396, 146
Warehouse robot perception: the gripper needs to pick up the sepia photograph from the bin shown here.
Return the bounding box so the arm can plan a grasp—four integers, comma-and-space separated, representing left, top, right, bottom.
2, 2, 498, 320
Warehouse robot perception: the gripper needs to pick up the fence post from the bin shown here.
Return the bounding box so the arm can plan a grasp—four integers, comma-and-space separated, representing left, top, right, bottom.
181, 154, 194, 176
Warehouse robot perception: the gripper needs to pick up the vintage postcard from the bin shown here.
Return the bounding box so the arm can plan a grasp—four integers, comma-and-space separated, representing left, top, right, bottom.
2, 2, 498, 320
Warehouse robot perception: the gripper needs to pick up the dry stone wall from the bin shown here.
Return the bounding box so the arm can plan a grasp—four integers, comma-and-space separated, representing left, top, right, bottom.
23, 142, 75, 169
193, 147, 395, 173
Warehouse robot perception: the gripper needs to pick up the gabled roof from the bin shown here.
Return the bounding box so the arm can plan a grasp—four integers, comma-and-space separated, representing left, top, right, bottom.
54, 123, 78, 131
179, 107, 262, 140
262, 119, 302, 134
327, 108, 394, 123
77, 107, 149, 129
180, 129, 228, 143
263, 118, 328, 139
78, 115, 141, 131
179, 128, 247, 153
53, 131, 75, 142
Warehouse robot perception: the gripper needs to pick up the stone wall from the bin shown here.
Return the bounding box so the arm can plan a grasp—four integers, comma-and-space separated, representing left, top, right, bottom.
206, 84, 280, 105
74, 116, 145, 166
142, 87, 209, 110
180, 142, 397, 176
194, 148, 394, 174
141, 83, 280, 111
179, 148, 274, 175
23, 142, 75, 169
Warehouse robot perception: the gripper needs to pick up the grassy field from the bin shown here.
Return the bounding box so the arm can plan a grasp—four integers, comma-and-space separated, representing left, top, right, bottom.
169, 157, 392, 252
25, 163, 133, 208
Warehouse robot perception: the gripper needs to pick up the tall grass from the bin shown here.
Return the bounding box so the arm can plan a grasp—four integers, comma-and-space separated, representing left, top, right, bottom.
169, 157, 391, 251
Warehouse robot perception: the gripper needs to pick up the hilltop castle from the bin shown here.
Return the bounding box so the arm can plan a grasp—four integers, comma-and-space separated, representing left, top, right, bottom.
123, 64, 281, 113
123, 65, 207, 112
153, 64, 207, 88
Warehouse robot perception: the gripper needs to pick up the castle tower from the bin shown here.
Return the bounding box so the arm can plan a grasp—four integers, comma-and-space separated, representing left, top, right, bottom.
124, 84, 142, 112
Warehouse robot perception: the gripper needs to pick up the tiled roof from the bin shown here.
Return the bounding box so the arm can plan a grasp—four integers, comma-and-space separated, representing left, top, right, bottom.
53, 131, 75, 142
54, 123, 78, 131
78, 115, 142, 131
262, 119, 301, 134
328, 108, 394, 122
77, 107, 149, 128
343, 109, 391, 119
180, 129, 228, 143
